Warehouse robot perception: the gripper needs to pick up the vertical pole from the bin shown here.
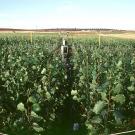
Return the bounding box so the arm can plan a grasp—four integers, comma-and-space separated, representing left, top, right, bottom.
99, 31, 101, 47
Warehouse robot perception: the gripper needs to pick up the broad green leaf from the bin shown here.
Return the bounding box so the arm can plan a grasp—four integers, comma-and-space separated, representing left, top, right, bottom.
127, 85, 134, 92
64, 75, 67, 79
33, 123, 44, 132
46, 92, 51, 100
85, 123, 93, 130
50, 113, 55, 120
28, 96, 37, 103
5, 71, 10, 77
93, 101, 106, 114
100, 92, 107, 101
41, 68, 46, 74
73, 95, 78, 101
116, 60, 122, 67
32, 65, 36, 70
112, 94, 125, 104
17, 102, 25, 112
32, 103, 41, 112
130, 76, 135, 82
31, 111, 39, 118
80, 75, 85, 81
113, 83, 122, 94
71, 90, 77, 96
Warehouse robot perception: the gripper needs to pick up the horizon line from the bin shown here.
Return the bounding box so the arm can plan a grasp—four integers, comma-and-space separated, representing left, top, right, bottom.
0, 27, 133, 31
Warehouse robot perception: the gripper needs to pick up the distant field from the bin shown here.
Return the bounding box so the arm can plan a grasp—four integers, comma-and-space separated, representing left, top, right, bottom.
0, 28, 135, 40
102, 33, 135, 39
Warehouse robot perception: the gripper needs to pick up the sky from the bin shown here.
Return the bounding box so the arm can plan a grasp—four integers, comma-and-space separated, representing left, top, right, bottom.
0, 0, 135, 30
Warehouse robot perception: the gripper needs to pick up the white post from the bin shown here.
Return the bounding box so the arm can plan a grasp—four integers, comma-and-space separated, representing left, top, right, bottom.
63, 38, 65, 46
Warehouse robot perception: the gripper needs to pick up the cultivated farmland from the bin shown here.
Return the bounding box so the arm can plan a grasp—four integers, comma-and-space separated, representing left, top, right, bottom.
0, 33, 135, 135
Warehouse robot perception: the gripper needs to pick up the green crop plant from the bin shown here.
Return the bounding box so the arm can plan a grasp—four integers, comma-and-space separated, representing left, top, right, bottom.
0, 34, 135, 135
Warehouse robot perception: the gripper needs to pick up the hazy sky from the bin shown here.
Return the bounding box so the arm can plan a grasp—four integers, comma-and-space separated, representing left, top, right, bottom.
0, 0, 135, 30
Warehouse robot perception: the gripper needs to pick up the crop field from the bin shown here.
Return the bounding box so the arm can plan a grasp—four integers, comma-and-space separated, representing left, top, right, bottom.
0, 33, 135, 135
102, 33, 135, 40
